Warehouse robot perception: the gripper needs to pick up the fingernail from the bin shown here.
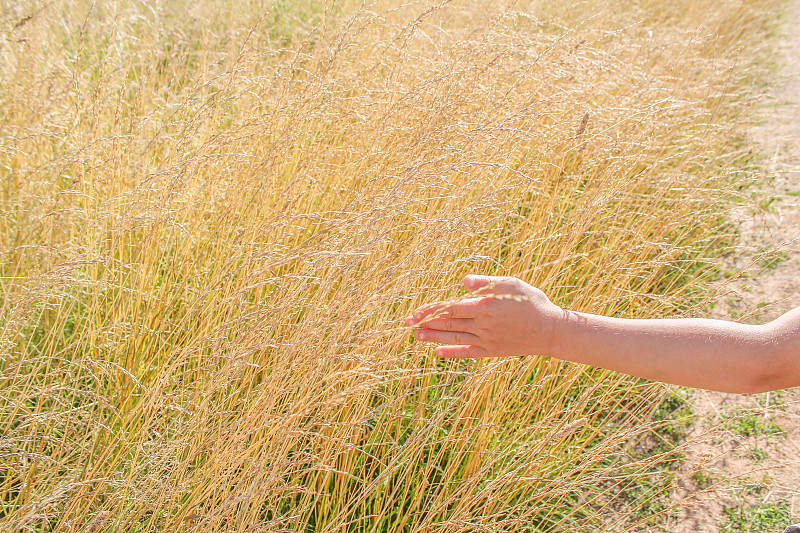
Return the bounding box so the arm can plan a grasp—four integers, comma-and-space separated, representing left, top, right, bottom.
416, 331, 426, 340
414, 312, 422, 319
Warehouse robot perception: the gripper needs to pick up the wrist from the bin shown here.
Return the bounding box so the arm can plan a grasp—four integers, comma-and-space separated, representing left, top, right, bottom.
540, 304, 568, 357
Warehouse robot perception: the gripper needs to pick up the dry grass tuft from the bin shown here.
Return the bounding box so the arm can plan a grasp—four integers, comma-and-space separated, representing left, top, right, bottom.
0, 0, 777, 531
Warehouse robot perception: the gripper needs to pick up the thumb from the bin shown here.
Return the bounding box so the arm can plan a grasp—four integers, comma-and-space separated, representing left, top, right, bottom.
463, 274, 500, 293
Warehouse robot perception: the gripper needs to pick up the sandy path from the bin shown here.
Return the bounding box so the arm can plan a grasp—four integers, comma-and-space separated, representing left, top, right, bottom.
656, 2, 800, 532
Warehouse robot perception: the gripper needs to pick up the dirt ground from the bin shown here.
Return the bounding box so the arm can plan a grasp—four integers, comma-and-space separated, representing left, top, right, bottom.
648, 1, 800, 532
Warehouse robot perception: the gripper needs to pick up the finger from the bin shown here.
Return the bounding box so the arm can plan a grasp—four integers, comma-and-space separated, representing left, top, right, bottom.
413, 298, 484, 320
435, 345, 490, 359
414, 317, 476, 332
414, 329, 481, 345
463, 274, 497, 293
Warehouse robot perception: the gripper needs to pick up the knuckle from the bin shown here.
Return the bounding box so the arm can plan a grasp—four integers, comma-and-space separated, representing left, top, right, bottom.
477, 297, 494, 311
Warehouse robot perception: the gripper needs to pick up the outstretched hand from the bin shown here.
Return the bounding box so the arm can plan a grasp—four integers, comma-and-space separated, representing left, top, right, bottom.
406, 275, 800, 393
404, 275, 563, 358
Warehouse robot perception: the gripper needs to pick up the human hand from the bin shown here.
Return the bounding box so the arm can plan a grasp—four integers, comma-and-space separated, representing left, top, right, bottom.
404, 275, 563, 358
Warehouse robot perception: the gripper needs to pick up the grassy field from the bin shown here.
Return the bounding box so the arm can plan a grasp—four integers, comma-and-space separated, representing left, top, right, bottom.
0, 0, 778, 531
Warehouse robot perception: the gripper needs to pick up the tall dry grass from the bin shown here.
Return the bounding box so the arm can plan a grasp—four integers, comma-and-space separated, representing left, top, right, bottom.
0, 0, 777, 531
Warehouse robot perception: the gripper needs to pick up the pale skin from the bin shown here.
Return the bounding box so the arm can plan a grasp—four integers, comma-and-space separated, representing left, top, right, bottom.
404, 275, 800, 394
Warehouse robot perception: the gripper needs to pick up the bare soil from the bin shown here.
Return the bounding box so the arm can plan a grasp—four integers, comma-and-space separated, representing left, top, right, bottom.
650, 2, 800, 532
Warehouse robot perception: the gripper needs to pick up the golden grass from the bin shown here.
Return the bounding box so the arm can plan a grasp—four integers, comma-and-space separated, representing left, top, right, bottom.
0, 0, 777, 531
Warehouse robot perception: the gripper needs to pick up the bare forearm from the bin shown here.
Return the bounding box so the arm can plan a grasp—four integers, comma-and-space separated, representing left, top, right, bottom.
549, 310, 798, 393
408, 275, 800, 394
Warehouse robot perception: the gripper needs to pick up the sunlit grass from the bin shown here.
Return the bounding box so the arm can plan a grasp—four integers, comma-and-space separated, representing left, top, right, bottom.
0, 0, 776, 531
